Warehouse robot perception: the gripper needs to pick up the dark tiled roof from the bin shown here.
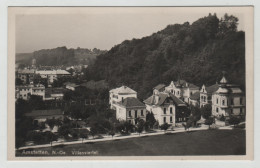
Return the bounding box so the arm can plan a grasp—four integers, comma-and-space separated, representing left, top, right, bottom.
174, 80, 199, 89
25, 109, 63, 117
169, 93, 186, 106
205, 84, 219, 94
80, 80, 108, 90
187, 83, 199, 89
117, 97, 146, 108
190, 91, 200, 100
153, 84, 166, 90
144, 92, 186, 107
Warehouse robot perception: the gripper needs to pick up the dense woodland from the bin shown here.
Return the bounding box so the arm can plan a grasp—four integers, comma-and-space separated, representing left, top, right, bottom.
85, 13, 245, 100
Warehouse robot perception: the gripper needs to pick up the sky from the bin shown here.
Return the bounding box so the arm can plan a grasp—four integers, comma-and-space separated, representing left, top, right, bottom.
15, 7, 245, 53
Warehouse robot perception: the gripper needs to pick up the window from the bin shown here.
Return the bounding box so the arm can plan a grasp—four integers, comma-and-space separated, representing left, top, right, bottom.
179, 118, 182, 122
204, 96, 206, 102
216, 107, 219, 112
164, 108, 166, 114
141, 110, 144, 116
135, 110, 137, 118
216, 98, 218, 104
177, 91, 180, 95
128, 120, 131, 124
170, 117, 173, 123
164, 117, 166, 123
222, 100, 225, 106
171, 90, 173, 93
170, 107, 173, 114
240, 108, 243, 114
122, 97, 124, 102
190, 92, 193, 95
128, 111, 131, 117
231, 98, 234, 105
240, 98, 243, 105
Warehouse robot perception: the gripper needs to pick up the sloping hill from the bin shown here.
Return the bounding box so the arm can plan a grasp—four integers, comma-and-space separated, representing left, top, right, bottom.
16, 47, 107, 66
86, 14, 245, 99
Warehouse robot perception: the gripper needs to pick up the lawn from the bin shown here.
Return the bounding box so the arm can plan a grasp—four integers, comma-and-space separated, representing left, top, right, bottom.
16, 129, 245, 156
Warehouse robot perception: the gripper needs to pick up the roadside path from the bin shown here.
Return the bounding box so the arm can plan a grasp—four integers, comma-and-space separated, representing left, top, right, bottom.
18, 125, 233, 150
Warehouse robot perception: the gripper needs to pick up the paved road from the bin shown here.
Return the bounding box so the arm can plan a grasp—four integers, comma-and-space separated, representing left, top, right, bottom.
18, 124, 234, 150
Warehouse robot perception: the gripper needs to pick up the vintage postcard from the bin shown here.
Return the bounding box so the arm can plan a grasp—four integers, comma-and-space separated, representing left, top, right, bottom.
8, 6, 254, 160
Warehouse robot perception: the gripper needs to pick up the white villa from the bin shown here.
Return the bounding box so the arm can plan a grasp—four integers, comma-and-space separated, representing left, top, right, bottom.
212, 76, 245, 118
113, 97, 146, 125
35, 69, 71, 83
144, 89, 187, 126
165, 80, 199, 104
109, 86, 137, 109
16, 84, 45, 100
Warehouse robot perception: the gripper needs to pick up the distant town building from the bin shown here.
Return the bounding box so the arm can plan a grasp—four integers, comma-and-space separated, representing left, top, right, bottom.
212, 76, 245, 118
144, 91, 187, 126
45, 88, 66, 100
17, 69, 35, 84
65, 82, 80, 91
80, 80, 108, 90
113, 97, 146, 124
109, 86, 137, 109
32, 58, 37, 69
16, 84, 45, 100
165, 80, 200, 103
200, 83, 219, 107
35, 69, 71, 83
25, 109, 64, 125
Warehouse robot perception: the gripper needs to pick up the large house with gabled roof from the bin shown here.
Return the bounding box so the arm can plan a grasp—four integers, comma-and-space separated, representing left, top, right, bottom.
165, 80, 200, 104
144, 91, 187, 126
113, 97, 146, 124
109, 86, 137, 110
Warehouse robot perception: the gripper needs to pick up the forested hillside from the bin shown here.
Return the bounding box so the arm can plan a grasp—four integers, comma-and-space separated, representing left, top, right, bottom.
86, 14, 245, 99
16, 47, 107, 66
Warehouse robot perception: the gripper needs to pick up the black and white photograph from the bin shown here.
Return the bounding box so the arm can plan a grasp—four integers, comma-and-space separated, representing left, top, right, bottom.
7, 6, 253, 160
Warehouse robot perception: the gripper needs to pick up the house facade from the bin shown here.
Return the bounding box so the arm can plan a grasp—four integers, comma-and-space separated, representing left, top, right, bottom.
165, 80, 199, 104
144, 92, 187, 126
211, 76, 245, 118
17, 69, 35, 84
36, 70, 70, 83
109, 86, 137, 109
200, 83, 219, 107
16, 84, 45, 100
113, 97, 146, 124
